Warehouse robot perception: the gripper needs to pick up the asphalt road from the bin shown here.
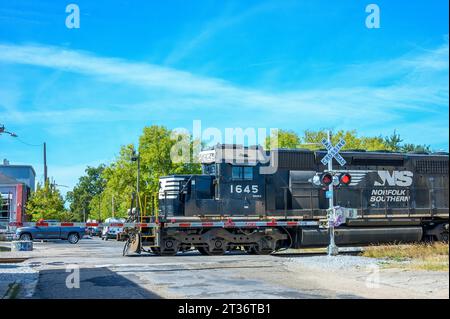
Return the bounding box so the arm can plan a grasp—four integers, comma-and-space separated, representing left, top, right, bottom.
7, 237, 447, 299
27, 238, 337, 299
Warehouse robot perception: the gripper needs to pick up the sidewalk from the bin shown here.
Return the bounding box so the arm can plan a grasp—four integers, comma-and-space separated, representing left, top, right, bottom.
0, 263, 39, 299
0, 242, 39, 299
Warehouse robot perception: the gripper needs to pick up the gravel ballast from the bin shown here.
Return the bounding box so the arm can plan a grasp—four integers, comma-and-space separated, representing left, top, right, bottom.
287, 255, 384, 271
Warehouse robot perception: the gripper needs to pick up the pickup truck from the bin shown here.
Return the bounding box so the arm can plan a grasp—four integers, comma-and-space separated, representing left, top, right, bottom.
15, 220, 85, 244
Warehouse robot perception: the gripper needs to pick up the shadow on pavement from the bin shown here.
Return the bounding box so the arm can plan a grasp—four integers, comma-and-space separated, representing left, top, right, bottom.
125, 250, 250, 257
32, 267, 160, 299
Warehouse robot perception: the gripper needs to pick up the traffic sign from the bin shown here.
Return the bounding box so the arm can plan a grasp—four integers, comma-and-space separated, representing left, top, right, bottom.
321, 138, 346, 166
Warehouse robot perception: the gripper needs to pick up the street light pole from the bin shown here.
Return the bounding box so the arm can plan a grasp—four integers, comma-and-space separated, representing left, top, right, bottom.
0, 124, 18, 138
131, 149, 141, 222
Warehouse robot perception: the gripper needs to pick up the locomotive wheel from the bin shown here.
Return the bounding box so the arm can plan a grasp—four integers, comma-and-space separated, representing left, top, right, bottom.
150, 247, 161, 255
153, 246, 178, 256
196, 246, 210, 255
439, 224, 449, 243
246, 237, 275, 255
253, 247, 274, 255
438, 230, 449, 243
244, 245, 257, 255
245, 246, 273, 255
196, 244, 226, 256
209, 239, 227, 255
195, 246, 209, 255
197, 246, 226, 256
159, 238, 179, 256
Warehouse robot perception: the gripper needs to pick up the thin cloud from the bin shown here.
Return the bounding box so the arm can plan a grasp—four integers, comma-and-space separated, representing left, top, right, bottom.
163, 2, 281, 65
0, 39, 448, 147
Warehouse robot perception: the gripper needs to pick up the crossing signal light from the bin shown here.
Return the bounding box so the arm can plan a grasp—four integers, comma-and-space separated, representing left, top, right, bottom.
310, 172, 352, 187
340, 173, 352, 185
321, 173, 333, 186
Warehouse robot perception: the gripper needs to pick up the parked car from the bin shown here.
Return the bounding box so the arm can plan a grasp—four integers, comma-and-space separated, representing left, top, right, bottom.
15, 220, 85, 244
101, 218, 124, 240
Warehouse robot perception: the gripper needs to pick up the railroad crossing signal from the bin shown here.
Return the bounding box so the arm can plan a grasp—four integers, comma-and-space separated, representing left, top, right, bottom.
321, 138, 347, 167
319, 134, 347, 256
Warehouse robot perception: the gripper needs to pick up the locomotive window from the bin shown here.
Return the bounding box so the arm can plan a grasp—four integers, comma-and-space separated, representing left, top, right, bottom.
202, 164, 216, 175
232, 166, 253, 180
243, 167, 253, 180
232, 166, 241, 179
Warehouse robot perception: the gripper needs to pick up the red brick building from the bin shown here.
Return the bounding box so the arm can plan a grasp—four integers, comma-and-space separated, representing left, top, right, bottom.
0, 163, 35, 226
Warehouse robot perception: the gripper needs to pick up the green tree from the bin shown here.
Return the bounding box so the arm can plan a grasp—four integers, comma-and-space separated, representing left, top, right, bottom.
91, 125, 202, 219
91, 144, 137, 219
265, 129, 301, 149
26, 181, 69, 221
301, 129, 392, 151
66, 165, 106, 221
139, 126, 201, 213
401, 143, 431, 153
384, 130, 403, 151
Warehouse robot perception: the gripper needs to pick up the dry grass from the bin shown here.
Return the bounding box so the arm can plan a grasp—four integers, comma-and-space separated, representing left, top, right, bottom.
362, 242, 449, 271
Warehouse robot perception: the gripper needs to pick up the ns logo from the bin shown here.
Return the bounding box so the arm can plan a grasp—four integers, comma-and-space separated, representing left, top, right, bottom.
374, 171, 413, 187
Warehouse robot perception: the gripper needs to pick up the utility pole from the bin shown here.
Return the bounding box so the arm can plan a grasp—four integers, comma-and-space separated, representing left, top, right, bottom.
137, 154, 140, 218
43, 142, 48, 184
131, 149, 141, 222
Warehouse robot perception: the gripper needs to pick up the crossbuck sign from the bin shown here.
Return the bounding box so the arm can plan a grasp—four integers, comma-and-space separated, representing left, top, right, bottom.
321, 138, 347, 166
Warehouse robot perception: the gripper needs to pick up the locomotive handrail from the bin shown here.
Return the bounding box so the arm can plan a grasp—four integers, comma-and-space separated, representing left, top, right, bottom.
277, 185, 448, 218
179, 175, 194, 195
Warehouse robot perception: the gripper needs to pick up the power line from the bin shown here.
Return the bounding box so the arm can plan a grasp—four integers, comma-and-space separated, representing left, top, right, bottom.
14, 137, 43, 147
1, 124, 48, 182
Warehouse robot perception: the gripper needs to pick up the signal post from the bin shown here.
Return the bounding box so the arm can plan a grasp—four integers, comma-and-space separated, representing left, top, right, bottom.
319, 131, 349, 256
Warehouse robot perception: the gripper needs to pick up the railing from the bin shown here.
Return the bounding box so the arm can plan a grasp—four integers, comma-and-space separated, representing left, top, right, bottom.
153, 185, 448, 220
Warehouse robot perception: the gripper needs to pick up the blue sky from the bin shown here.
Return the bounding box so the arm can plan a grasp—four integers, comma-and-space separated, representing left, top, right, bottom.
0, 0, 448, 194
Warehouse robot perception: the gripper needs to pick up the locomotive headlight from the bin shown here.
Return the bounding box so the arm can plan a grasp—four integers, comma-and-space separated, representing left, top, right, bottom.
311, 174, 322, 186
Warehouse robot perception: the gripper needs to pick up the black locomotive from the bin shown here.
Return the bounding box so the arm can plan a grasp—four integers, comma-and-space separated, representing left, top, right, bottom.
135, 144, 449, 255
